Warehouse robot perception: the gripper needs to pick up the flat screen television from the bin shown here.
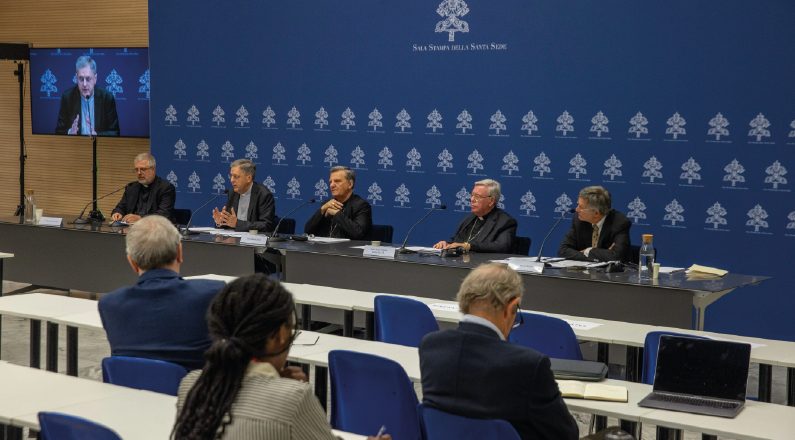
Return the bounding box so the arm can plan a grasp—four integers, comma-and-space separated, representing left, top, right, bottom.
29, 47, 150, 138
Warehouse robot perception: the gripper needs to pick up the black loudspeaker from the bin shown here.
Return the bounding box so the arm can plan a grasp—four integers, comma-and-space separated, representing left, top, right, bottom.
0, 43, 30, 61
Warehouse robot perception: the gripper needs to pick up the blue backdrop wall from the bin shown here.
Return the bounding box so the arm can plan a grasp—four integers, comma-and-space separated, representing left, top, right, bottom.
149, 0, 795, 340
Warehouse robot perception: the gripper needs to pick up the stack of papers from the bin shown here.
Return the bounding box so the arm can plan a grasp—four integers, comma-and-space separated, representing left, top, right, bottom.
687, 264, 728, 277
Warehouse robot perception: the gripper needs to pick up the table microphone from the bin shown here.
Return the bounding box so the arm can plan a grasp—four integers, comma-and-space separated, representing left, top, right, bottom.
182, 189, 228, 236
535, 207, 576, 262
269, 198, 316, 242
397, 204, 447, 254
72, 183, 130, 224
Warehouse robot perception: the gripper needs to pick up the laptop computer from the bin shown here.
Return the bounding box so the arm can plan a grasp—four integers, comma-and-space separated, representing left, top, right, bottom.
638, 335, 751, 418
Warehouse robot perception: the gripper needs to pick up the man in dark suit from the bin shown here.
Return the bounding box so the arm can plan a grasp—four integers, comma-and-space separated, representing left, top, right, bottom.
304, 166, 372, 239
55, 55, 119, 136
99, 215, 225, 370
213, 159, 276, 232
111, 153, 175, 224
420, 263, 579, 440
434, 179, 517, 253
558, 185, 631, 262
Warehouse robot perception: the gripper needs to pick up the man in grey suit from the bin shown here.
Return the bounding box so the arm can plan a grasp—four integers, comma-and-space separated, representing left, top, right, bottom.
213, 159, 276, 232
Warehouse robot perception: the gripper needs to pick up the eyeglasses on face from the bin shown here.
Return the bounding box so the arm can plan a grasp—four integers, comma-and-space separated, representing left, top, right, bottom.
470, 192, 492, 201
133, 167, 153, 173
512, 304, 524, 329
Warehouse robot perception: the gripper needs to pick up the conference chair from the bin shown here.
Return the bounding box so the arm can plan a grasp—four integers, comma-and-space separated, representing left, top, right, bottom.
369, 224, 394, 243
374, 295, 439, 348
513, 235, 532, 255
101, 356, 188, 396
508, 311, 582, 360
274, 216, 296, 234
418, 403, 520, 440
329, 350, 422, 440
38, 412, 121, 440
173, 208, 191, 226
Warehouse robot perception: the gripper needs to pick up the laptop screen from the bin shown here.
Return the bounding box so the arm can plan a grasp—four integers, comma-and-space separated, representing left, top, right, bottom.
653, 335, 751, 401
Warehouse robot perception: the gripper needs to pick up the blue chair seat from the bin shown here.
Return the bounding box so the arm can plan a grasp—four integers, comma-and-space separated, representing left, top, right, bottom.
102, 356, 188, 396
39, 412, 121, 440
419, 403, 520, 440
329, 350, 421, 440
374, 295, 439, 348
509, 311, 582, 360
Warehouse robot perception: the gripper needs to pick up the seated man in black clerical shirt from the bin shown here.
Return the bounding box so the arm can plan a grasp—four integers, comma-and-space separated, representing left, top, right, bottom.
55, 55, 119, 136
433, 179, 516, 253
558, 185, 631, 262
304, 166, 372, 239
213, 159, 275, 232
111, 153, 175, 224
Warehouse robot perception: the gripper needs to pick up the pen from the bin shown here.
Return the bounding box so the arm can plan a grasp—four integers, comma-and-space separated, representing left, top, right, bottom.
375, 425, 386, 439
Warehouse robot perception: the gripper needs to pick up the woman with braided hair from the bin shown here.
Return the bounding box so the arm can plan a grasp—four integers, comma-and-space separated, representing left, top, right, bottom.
172, 272, 325, 439
172, 274, 389, 440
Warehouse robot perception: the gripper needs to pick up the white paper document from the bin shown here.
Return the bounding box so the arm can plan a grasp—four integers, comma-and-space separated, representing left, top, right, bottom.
308, 237, 350, 243
562, 319, 604, 331
428, 302, 459, 312
405, 246, 442, 254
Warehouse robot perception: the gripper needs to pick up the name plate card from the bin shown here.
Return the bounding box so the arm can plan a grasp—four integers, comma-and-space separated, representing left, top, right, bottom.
508, 261, 544, 274
363, 245, 396, 259
37, 217, 63, 227
239, 234, 269, 246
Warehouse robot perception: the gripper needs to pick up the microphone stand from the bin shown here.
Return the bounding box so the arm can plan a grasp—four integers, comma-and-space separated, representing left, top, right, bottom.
535, 208, 575, 262
269, 198, 316, 242
87, 134, 102, 222
397, 204, 447, 254
182, 190, 227, 236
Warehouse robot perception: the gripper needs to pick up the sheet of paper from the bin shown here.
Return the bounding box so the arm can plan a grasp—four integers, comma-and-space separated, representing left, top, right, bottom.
405, 246, 442, 254
428, 302, 459, 312
659, 266, 685, 274
185, 226, 218, 232
562, 319, 603, 331
308, 237, 350, 243
546, 260, 604, 269
293, 331, 319, 346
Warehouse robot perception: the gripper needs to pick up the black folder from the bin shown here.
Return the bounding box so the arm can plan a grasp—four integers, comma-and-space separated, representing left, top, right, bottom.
550, 358, 608, 381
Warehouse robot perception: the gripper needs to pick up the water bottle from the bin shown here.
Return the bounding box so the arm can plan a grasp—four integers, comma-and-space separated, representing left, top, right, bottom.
638, 234, 655, 280
24, 189, 37, 224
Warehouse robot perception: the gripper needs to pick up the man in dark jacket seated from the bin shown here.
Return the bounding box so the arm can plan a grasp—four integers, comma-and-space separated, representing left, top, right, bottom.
213, 159, 276, 232
419, 263, 580, 439
99, 215, 225, 370
304, 166, 372, 239
434, 179, 517, 253
111, 153, 175, 224
558, 185, 631, 262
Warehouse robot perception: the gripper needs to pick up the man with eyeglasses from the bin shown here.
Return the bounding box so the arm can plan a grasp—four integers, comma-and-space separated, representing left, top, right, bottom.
419, 263, 579, 440
213, 159, 275, 232
433, 178, 517, 253
111, 152, 175, 224
558, 185, 631, 262
55, 55, 119, 136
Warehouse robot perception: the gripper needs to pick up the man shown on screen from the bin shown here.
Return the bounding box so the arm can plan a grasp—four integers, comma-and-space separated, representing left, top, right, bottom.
55, 55, 120, 136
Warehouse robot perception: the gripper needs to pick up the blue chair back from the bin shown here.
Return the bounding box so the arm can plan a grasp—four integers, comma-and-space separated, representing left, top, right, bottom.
642, 331, 707, 385
38, 412, 121, 440
329, 350, 421, 440
369, 224, 394, 243
508, 312, 582, 360
101, 356, 188, 396
374, 295, 439, 348
513, 236, 532, 255
418, 404, 520, 440
274, 216, 296, 234
173, 208, 191, 225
